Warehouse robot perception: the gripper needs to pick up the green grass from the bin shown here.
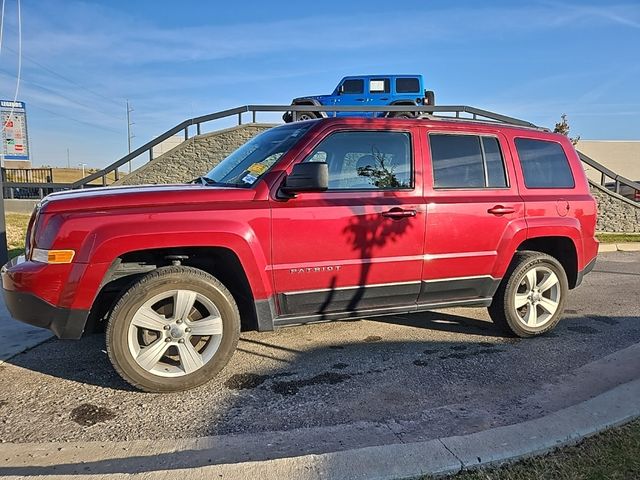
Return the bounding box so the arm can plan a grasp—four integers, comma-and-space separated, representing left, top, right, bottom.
5, 213, 29, 259
434, 419, 640, 480
596, 233, 640, 244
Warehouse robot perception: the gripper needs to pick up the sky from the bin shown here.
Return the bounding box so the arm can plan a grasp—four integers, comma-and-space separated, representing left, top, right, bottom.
0, 0, 639, 168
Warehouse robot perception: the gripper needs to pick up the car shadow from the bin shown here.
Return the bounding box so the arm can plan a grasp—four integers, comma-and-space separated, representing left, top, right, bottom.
4, 308, 505, 391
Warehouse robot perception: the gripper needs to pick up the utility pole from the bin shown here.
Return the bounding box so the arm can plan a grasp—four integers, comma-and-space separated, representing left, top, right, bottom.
126, 100, 135, 173
66, 148, 70, 169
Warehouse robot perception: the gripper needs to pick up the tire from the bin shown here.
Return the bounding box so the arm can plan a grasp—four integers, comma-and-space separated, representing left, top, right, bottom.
294, 111, 318, 121
425, 90, 435, 106
390, 111, 415, 119
488, 251, 568, 337
106, 266, 240, 392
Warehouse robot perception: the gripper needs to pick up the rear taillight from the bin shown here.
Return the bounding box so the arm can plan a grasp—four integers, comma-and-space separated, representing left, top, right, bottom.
635, 191, 640, 202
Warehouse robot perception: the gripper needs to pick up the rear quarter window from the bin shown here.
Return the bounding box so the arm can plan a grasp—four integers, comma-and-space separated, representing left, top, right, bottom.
515, 138, 575, 189
396, 78, 420, 94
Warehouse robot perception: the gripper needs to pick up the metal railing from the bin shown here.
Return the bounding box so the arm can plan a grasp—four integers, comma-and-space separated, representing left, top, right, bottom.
578, 151, 640, 203
1, 105, 539, 198
0, 104, 637, 205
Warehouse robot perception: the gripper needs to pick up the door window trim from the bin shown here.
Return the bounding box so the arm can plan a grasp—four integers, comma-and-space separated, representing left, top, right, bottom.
427, 131, 511, 190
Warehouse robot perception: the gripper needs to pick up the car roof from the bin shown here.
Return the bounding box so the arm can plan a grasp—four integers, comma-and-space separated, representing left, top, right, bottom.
341, 74, 423, 79
309, 115, 553, 136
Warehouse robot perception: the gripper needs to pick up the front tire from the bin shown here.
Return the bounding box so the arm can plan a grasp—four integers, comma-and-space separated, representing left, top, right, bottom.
106, 266, 240, 392
488, 251, 568, 337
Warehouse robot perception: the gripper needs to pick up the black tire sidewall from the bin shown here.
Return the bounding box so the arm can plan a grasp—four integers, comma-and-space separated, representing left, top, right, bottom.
106, 267, 240, 392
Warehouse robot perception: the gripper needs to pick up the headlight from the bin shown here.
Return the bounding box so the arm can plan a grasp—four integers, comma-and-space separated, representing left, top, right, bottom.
31, 248, 75, 264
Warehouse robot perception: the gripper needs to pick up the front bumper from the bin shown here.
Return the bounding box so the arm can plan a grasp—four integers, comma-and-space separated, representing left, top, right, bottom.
2, 256, 89, 339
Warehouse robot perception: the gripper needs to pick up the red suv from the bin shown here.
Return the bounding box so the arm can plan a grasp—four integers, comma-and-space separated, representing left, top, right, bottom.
2, 116, 598, 392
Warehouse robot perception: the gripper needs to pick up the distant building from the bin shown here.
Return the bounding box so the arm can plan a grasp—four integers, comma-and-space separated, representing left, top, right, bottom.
151, 135, 184, 158
576, 140, 640, 183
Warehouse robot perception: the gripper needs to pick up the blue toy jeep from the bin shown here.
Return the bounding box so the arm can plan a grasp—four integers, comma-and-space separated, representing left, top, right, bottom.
283, 74, 435, 122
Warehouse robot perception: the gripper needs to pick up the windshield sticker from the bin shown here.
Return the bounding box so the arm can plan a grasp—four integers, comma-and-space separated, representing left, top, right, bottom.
242, 173, 258, 184
247, 163, 268, 175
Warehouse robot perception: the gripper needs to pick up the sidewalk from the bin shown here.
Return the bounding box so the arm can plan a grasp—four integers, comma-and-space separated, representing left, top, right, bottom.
0, 298, 52, 365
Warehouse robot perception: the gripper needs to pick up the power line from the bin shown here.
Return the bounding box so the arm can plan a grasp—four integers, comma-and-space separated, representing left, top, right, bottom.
4, 45, 124, 109
29, 103, 122, 135
0, 69, 125, 122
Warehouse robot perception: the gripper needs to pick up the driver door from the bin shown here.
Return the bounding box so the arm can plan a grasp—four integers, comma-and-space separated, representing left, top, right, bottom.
270, 127, 426, 320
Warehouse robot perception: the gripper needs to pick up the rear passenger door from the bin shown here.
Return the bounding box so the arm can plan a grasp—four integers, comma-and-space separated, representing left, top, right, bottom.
367, 77, 391, 116
420, 129, 525, 305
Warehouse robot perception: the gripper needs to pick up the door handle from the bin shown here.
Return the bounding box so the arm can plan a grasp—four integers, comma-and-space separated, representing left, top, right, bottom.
381, 208, 417, 219
379, 97, 389, 101
355, 98, 365, 102
487, 205, 515, 215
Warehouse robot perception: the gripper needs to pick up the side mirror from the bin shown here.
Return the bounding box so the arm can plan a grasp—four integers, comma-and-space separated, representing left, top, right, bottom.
280, 162, 328, 196
338, 85, 344, 95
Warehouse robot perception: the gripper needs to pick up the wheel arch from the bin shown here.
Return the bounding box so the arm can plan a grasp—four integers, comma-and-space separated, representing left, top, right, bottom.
515, 235, 579, 288
87, 245, 274, 335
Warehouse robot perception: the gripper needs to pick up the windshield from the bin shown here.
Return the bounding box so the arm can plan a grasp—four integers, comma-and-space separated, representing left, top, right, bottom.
203, 123, 314, 187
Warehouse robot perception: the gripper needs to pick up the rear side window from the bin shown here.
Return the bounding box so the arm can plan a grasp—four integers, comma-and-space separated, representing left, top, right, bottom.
369, 78, 390, 94
515, 138, 575, 189
341, 79, 364, 94
396, 78, 420, 93
429, 134, 508, 189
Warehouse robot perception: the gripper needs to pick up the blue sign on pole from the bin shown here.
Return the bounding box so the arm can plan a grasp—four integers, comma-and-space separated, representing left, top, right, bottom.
1, 100, 30, 162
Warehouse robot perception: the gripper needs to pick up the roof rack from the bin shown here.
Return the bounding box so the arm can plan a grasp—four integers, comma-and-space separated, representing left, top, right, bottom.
414, 106, 545, 130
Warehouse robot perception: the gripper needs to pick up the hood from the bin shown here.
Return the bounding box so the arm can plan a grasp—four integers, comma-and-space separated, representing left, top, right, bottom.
40, 183, 257, 214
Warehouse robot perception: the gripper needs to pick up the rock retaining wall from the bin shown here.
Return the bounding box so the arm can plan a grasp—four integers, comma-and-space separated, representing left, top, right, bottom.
115, 124, 275, 186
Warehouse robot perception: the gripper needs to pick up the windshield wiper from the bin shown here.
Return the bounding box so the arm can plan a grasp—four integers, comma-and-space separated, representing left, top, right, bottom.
190, 176, 218, 186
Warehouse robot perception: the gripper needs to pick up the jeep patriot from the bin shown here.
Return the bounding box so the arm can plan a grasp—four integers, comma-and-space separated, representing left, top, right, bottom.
2, 116, 598, 392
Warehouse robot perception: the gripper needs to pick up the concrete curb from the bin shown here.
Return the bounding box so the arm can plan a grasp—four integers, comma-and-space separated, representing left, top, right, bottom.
1, 378, 638, 479
598, 242, 640, 253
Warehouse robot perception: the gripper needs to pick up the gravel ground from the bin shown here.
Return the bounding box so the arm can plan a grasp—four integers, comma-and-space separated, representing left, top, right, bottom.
0, 252, 638, 444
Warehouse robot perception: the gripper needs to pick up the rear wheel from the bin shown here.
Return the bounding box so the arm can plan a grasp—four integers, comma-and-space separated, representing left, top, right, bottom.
106, 266, 240, 392
294, 111, 318, 121
488, 251, 568, 337
390, 110, 415, 119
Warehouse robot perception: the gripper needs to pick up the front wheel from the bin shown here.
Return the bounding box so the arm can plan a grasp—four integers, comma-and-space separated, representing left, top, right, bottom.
106, 266, 240, 392
488, 251, 568, 337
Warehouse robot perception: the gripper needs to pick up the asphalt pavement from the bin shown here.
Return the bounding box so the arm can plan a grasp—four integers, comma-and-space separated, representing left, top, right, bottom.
0, 251, 638, 475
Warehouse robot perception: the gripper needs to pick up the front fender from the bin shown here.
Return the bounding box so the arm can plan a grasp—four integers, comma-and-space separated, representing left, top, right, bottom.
67, 217, 273, 310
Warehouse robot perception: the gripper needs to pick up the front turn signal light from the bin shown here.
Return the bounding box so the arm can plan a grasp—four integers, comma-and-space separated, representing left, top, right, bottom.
31, 248, 75, 264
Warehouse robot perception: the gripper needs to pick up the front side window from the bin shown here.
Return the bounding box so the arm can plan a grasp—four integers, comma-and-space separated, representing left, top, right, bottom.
341, 79, 364, 94
396, 78, 420, 93
203, 123, 313, 187
515, 138, 575, 189
305, 131, 412, 190
429, 134, 508, 189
